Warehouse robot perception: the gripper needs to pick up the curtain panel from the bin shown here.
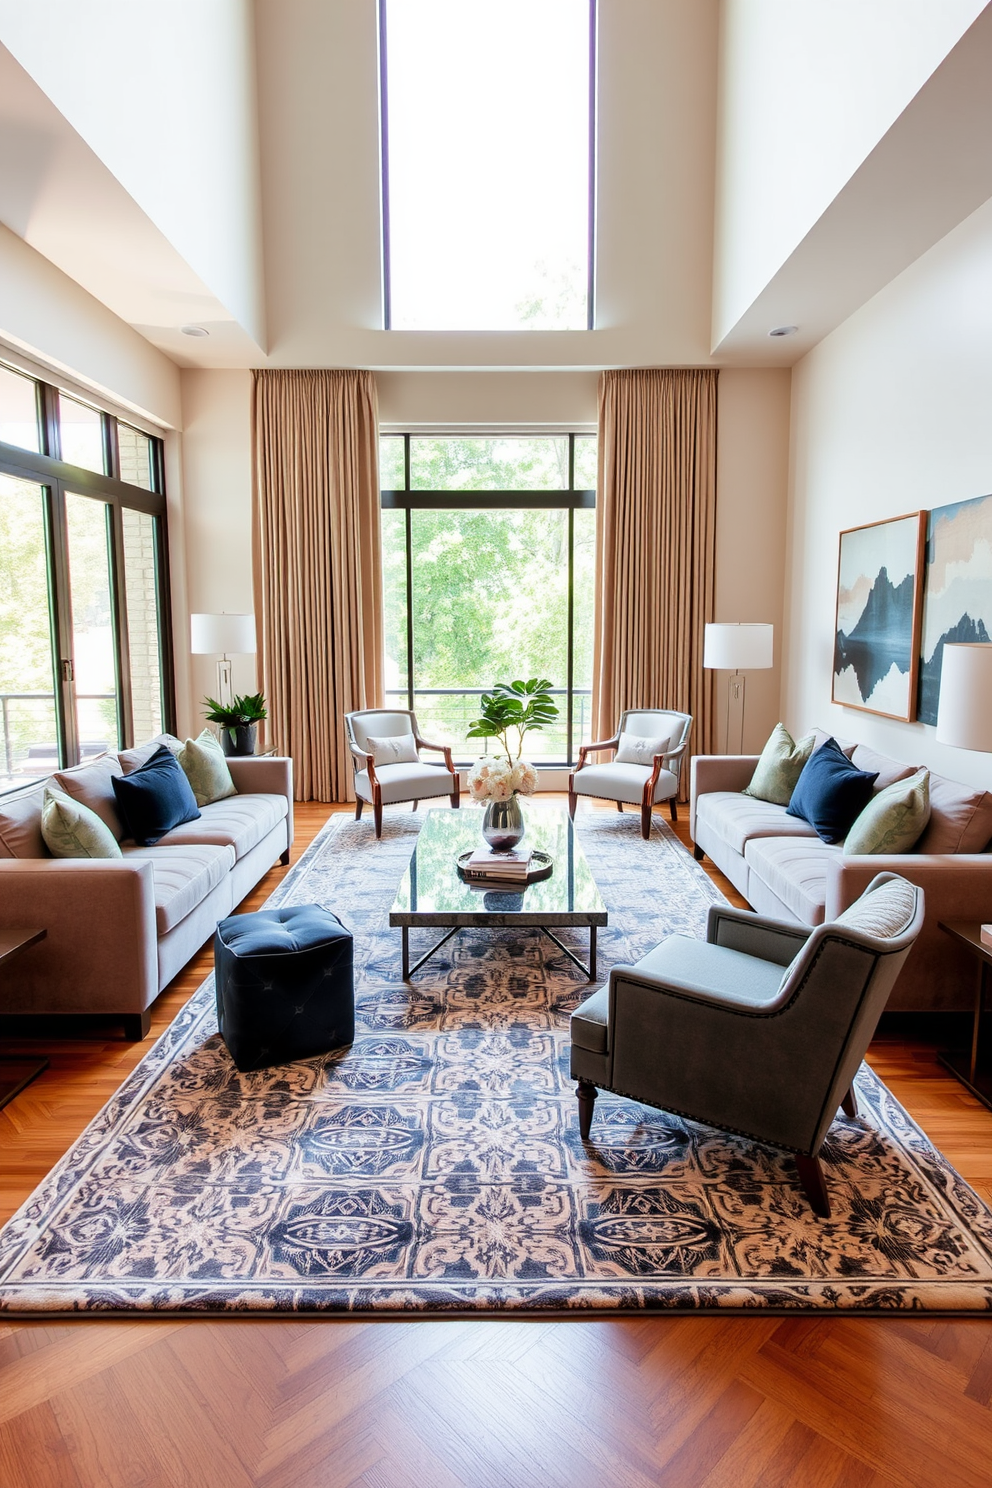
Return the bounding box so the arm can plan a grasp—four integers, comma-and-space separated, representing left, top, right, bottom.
252, 369, 383, 802
592, 368, 718, 791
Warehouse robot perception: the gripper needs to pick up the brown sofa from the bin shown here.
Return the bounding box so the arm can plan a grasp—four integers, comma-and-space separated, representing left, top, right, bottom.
690, 734, 992, 1013
0, 736, 294, 1037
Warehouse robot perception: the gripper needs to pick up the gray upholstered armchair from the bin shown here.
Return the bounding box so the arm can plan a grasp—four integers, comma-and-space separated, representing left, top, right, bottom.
344, 708, 459, 838
569, 873, 925, 1217
568, 709, 692, 837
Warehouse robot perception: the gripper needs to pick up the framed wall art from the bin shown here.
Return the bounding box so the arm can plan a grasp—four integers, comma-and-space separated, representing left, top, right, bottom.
832, 512, 926, 722
917, 493, 992, 725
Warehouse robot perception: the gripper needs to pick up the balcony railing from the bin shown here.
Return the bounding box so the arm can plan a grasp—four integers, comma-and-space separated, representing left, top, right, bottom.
383, 686, 591, 766
1, 691, 116, 785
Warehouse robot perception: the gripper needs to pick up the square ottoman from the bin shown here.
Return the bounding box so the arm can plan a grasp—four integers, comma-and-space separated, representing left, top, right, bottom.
214, 904, 354, 1071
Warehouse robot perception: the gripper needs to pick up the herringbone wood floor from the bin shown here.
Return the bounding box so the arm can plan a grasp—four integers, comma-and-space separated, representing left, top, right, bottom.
2, 799, 992, 1487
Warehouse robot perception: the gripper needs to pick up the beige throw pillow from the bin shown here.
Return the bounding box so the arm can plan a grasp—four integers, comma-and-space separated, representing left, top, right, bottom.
41, 787, 123, 859
844, 768, 930, 855
178, 729, 238, 807
614, 730, 673, 767
367, 732, 419, 767
743, 724, 815, 806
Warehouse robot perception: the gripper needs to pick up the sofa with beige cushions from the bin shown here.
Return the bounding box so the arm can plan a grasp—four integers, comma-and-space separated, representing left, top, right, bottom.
690, 731, 992, 1012
0, 736, 293, 1037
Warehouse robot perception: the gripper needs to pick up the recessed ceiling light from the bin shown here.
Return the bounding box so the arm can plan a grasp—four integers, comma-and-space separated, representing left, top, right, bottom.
180, 324, 210, 337
768, 325, 798, 338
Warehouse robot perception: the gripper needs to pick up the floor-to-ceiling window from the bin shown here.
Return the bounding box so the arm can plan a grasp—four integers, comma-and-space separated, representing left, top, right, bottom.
0, 360, 173, 792
380, 434, 596, 765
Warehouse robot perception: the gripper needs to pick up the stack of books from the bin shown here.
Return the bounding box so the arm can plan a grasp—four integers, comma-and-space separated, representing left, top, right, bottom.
462, 845, 533, 884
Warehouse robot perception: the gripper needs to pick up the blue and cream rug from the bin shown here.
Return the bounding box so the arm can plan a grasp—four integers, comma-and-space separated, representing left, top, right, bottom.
2, 805, 992, 1315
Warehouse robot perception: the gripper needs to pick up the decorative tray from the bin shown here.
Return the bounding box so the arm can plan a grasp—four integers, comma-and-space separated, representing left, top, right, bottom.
456, 848, 554, 887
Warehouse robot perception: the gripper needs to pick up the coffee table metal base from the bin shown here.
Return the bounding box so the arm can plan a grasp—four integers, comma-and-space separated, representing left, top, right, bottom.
401, 922, 598, 981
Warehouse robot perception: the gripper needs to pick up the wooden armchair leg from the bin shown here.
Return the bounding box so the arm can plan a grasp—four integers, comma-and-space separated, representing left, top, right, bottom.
640, 803, 651, 839
669, 798, 678, 822
841, 1085, 858, 1119
576, 1080, 598, 1140
795, 1154, 831, 1218
373, 793, 383, 839
450, 778, 460, 809
355, 799, 363, 820
568, 788, 577, 820
616, 802, 623, 812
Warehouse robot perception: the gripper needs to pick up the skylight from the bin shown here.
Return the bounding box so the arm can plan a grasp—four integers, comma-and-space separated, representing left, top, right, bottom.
380, 0, 595, 331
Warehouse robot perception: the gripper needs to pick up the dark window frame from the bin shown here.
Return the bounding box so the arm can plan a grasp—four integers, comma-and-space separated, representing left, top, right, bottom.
0, 369, 175, 794
381, 432, 596, 767
378, 0, 598, 333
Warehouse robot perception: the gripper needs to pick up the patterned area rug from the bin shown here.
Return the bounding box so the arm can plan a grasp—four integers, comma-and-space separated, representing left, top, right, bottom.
2, 805, 992, 1316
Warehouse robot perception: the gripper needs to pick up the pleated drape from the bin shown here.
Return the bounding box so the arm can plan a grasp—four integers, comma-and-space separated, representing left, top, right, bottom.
592, 368, 718, 792
252, 369, 383, 802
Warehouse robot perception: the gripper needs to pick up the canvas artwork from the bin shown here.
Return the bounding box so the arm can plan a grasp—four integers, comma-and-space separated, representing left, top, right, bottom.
917, 493, 992, 725
832, 513, 926, 721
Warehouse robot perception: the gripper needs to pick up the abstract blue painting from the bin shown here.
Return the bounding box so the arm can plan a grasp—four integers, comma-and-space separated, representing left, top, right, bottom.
833, 513, 926, 721
918, 493, 992, 726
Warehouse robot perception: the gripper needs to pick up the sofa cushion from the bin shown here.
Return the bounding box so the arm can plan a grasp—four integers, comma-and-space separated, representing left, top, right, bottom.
844, 768, 930, 856
356, 761, 457, 805
155, 793, 287, 861
112, 746, 201, 846
52, 753, 124, 840
743, 723, 815, 805
744, 836, 841, 925
694, 791, 818, 857
915, 772, 992, 854
0, 782, 48, 858
572, 761, 679, 806
123, 842, 235, 934
812, 728, 857, 758
787, 738, 877, 843
849, 744, 920, 794
41, 787, 123, 859
570, 985, 611, 1054
119, 733, 183, 774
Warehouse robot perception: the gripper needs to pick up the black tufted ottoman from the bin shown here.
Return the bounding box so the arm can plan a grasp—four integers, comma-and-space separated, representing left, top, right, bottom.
214, 905, 354, 1072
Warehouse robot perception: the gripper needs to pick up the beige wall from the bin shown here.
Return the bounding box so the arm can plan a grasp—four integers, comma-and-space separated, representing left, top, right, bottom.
713, 368, 791, 751
782, 195, 992, 790
178, 369, 255, 737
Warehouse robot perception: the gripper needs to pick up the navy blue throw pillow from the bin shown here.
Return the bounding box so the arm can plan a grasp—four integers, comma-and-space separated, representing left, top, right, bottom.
786, 737, 878, 844
112, 745, 201, 845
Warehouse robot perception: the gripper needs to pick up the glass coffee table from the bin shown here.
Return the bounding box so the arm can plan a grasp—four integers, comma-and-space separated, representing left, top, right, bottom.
390, 806, 608, 980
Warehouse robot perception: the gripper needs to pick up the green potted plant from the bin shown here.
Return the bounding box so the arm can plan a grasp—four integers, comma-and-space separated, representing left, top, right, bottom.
466, 679, 559, 848
202, 692, 268, 757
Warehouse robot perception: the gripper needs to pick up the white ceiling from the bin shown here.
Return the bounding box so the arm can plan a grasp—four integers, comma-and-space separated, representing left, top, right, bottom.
0, 0, 989, 376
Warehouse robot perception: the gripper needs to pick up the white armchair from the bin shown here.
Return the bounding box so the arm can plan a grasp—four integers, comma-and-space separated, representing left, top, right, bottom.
344, 709, 460, 838
568, 708, 692, 839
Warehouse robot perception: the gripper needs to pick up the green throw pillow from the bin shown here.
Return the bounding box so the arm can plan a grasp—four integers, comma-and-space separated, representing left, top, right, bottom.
41, 787, 123, 859
178, 729, 238, 808
844, 768, 930, 855
742, 724, 816, 806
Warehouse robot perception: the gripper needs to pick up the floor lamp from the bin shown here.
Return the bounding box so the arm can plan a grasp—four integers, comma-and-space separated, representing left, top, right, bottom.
703, 623, 774, 754
190, 613, 257, 708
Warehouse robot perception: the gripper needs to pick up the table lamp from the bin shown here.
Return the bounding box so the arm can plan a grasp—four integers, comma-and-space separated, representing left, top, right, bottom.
190, 613, 256, 707
703, 622, 774, 754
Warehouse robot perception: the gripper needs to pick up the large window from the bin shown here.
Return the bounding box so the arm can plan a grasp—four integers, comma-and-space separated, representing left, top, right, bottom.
0, 362, 172, 791
381, 434, 596, 765
380, 0, 596, 330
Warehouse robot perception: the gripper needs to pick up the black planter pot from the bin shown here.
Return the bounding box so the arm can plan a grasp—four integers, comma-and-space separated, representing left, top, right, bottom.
221, 724, 257, 757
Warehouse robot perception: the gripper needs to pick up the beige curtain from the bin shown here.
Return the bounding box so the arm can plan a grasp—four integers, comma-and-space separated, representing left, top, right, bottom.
252, 369, 383, 802
592, 368, 718, 789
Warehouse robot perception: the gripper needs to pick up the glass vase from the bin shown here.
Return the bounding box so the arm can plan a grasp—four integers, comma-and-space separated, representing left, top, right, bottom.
482, 794, 525, 851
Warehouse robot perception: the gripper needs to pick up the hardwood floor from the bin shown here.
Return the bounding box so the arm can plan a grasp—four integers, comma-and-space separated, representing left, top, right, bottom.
2, 797, 992, 1487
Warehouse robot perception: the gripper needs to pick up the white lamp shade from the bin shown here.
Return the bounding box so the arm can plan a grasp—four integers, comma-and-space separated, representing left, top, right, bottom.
190, 612, 256, 656
936, 643, 992, 750
703, 623, 774, 671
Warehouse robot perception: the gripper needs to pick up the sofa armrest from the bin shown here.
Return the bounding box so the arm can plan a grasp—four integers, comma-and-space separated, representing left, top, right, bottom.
226, 755, 295, 846
690, 754, 759, 837
826, 854, 992, 919
0, 858, 158, 1015
706, 904, 810, 966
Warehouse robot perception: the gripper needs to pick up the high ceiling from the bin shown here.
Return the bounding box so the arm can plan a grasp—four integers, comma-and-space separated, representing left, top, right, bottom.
0, 0, 989, 376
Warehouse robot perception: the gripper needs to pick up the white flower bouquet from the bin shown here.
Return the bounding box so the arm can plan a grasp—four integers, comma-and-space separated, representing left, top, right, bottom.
467, 756, 539, 803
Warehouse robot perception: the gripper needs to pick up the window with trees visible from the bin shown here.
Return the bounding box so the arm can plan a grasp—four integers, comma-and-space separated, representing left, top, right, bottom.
380, 434, 596, 765
0, 360, 173, 792
379, 0, 596, 330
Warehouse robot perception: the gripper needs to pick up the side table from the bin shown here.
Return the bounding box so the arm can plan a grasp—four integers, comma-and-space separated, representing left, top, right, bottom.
0, 927, 48, 1111
937, 920, 992, 1109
